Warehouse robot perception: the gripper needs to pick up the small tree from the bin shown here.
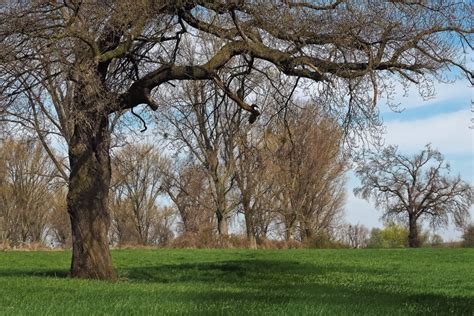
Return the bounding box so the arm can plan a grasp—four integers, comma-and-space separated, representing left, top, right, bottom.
355, 144, 472, 248
111, 144, 168, 245
343, 224, 369, 248
430, 234, 444, 248
0, 138, 56, 246
462, 224, 474, 248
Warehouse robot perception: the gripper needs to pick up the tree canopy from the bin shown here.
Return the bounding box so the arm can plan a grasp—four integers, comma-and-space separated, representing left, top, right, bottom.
355, 144, 472, 247
0, 0, 472, 279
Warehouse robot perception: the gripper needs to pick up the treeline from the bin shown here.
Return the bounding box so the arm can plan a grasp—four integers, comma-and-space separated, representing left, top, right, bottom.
1, 98, 352, 248
2, 135, 472, 249
2, 78, 472, 249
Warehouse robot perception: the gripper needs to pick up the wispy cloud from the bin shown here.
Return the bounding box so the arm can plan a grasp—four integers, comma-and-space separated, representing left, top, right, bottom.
384, 109, 473, 155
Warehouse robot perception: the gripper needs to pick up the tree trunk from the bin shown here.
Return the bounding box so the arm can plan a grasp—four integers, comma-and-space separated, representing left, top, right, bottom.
240, 193, 257, 249
246, 225, 257, 249
244, 210, 257, 249
215, 183, 228, 236
285, 224, 295, 241
67, 112, 116, 280
216, 210, 228, 236
303, 227, 313, 242
408, 215, 420, 248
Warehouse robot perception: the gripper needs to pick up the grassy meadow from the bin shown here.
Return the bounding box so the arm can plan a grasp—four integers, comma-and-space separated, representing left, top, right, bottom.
0, 248, 472, 315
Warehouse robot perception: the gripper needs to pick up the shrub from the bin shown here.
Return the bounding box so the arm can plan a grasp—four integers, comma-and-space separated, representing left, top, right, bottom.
367, 223, 408, 248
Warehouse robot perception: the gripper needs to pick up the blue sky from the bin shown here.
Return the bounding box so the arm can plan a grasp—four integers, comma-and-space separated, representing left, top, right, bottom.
345, 79, 473, 240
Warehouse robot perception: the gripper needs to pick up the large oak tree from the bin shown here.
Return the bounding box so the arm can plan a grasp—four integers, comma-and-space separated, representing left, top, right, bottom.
355, 145, 472, 247
1, 1, 472, 279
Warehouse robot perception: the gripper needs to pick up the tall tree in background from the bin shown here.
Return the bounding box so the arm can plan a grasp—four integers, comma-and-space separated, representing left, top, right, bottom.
1, 1, 472, 279
158, 81, 240, 236
161, 164, 215, 237
233, 126, 270, 248
110, 144, 171, 245
355, 145, 473, 247
267, 107, 346, 241
0, 139, 56, 246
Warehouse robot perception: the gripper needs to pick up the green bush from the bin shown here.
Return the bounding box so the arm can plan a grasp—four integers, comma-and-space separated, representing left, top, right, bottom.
368, 223, 408, 248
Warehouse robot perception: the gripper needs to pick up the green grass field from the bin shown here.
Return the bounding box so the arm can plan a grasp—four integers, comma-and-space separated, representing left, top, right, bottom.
0, 249, 472, 315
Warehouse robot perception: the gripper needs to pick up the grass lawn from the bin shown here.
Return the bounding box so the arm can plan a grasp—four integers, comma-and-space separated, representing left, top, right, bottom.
0, 248, 472, 315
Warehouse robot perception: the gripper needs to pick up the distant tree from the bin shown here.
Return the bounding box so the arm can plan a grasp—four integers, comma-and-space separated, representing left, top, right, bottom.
161, 164, 215, 237
266, 107, 347, 241
462, 224, 474, 248
110, 144, 172, 246
343, 224, 370, 248
48, 186, 70, 248
0, 139, 56, 246
430, 234, 444, 248
355, 145, 472, 247
158, 80, 240, 237
367, 228, 384, 248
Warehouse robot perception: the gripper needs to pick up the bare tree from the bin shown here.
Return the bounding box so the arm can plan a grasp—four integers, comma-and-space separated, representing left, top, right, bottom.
161, 164, 215, 237
266, 107, 347, 242
48, 186, 71, 248
462, 224, 474, 248
1, 1, 471, 279
110, 144, 168, 245
233, 128, 269, 248
342, 224, 370, 248
355, 144, 473, 247
158, 81, 241, 236
0, 138, 56, 246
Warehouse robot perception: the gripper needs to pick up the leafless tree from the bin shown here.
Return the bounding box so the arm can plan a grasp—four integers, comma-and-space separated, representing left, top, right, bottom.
161, 164, 215, 237
462, 224, 474, 247
341, 223, 370, 248
233, 127, 270, 248
48, 185, 71, 247
110, 143, 170, 245
266, 107, 347, 241
355, 144, 473, 247
1, 1, 471, 279
158, 80, 241, 236
0, 138, 56, 246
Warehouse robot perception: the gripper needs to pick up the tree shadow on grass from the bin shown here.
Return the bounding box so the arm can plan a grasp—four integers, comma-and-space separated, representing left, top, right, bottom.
125, 259, 377, 283
0, 258, 471, 314
0, 268, 69, 278
124, 259, 473, 314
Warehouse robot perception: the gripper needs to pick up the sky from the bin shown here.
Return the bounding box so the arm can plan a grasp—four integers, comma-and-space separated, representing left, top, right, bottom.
345, 78, 473, 241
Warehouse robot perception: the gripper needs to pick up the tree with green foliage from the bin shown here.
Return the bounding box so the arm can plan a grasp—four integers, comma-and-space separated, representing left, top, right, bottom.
355, 145, 472, 248
368, 223, 408, 248
1, 1, 472, 279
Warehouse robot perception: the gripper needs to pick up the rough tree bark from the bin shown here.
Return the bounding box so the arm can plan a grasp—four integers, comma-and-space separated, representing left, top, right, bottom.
215, 209, 229, 236
67, 109, 116, 280
408, 215, 420, 248
240, 191, 258, 248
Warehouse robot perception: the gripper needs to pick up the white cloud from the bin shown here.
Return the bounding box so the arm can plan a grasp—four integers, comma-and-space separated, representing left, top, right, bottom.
384, 110, 473, 155
345, 190, 381, 229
